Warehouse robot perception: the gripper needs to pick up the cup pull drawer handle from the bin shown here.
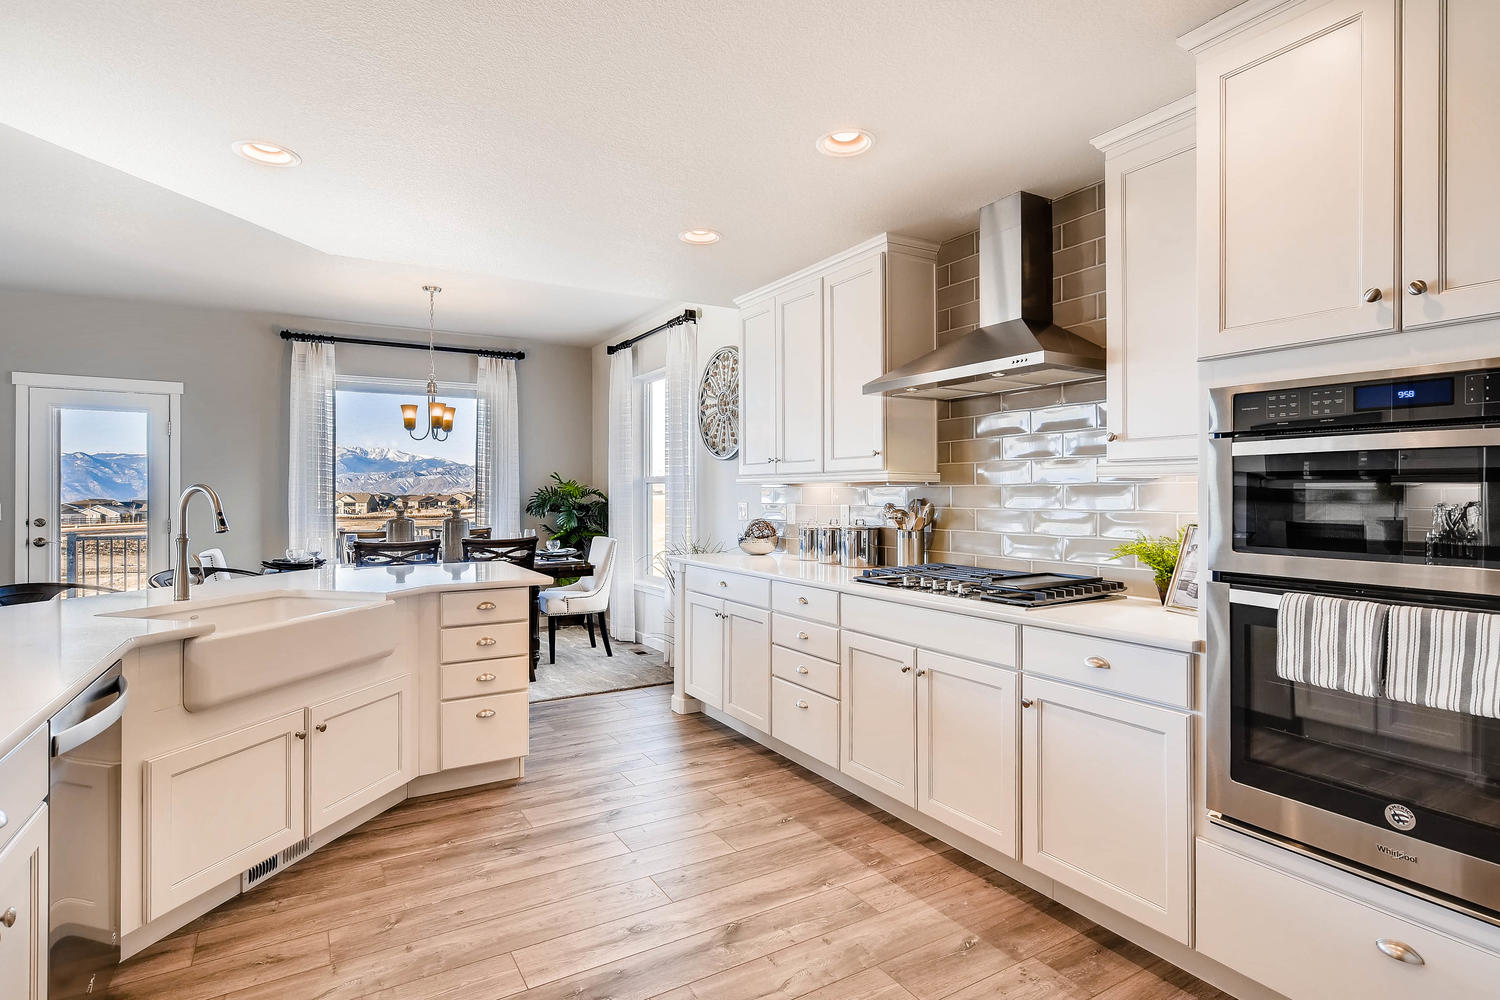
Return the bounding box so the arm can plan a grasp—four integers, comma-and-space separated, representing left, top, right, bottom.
718, 580, 728, 588
795, 700, 808, 709
477, 637, 497, 647
797, 631, 809, 640
1085, 656, 1111, 670
797, 596, 808, 605
477, 672, 497, 682
476, 601, 496, 611
1375, 939, 1424, 965
796, 665, 809, 674
477, 709, 497, 719
0, 907, 15, 928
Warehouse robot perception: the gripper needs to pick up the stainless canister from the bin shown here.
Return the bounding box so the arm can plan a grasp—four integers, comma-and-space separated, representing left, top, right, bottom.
839, 523, 881, 568
895, 528, 926, 566
796, 523, 820, 561
813, 525, 841, 564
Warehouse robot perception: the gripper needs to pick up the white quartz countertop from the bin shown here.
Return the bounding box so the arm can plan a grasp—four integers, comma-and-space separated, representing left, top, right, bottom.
673, 552, 1203, 654
0, 561, 549, 758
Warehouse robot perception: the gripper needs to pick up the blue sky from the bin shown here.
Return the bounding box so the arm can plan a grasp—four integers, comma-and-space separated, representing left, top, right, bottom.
336, 387, 477, 463
60, 407, 148, 454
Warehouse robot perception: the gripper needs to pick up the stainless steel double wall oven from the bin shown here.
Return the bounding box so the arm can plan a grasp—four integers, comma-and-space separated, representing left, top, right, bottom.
1207, 358, 1500, 920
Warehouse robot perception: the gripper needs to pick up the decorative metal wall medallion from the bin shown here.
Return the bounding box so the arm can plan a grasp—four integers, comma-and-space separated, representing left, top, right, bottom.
698, 346, 740, 459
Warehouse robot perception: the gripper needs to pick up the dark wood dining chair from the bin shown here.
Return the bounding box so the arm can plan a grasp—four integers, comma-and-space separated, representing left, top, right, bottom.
460, 536, 538, 569
0, 582, 118, 606
351, 538, 441, 566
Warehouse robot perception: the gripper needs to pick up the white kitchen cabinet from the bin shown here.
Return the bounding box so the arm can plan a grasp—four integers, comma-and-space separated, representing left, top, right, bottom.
144, 710, 306, 920
738, 299, 778, 475
723, 602, 771, 732
307, 675, 415, 835
774, 278, 825, 477
0, 804, 46, 1000
1185, 0, 1397, 357
736, 234, 939, 484
1020, 674, 1192, 944
683, 590, 726, 709
1091, 98, 1199, 469
1401, 0, 1500, 329
841, 631, 916, 805
916, 650, 1018, 859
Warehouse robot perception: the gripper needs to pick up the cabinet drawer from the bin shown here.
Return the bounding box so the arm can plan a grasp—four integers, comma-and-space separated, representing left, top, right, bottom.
440, 622, 530, 664
771, 677, 838, 769
771, 582, 838, 625
441, 656, 530, 699
440, 691, 529, 770
1198, 838, 1500, 1000
440, 588, 530, 627
771, 644, 839, 700
0, 726, 47, 856
771, 614, 838, 662
685, 566, 769, 607
842, 595, 1017, 667
1022, 628, 1191, 709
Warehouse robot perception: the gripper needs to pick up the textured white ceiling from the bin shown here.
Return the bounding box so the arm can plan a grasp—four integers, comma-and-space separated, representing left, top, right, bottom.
0, 0, 1230, 341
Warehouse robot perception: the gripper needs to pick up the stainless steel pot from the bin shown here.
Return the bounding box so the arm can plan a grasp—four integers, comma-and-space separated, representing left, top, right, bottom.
839, 524, 881, 568
895, 529, 926, 566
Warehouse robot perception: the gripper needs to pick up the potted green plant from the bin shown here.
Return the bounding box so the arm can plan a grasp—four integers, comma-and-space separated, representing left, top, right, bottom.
524, 474, 608, 551
1110, 527, 1189, 604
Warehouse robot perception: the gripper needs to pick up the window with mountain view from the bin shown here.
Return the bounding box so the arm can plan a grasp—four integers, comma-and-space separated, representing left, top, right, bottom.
334, 384, 478, 540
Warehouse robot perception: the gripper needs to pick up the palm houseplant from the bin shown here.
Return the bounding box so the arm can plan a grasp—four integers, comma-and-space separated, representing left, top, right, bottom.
524, 474, 608, 551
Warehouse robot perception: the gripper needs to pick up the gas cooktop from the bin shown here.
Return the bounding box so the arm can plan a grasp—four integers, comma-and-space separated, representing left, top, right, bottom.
854, 563, 1126, 609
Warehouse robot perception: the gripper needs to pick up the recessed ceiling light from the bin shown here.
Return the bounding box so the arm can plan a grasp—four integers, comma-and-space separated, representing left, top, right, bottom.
816, 129, 874, 157
679, 228, 721, 245
232, 140, 301, 166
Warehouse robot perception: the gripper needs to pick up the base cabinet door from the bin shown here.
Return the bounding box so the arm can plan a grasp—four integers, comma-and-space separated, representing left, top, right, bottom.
841, 631, 916, 805
723, 602, 771, 732
916, 651, 1018, 859
1020, 676, 1192, 943
308, 675, 415, 835
684, 592, 725, 708
0, 805, 46, 1000
144, 711, 306, 920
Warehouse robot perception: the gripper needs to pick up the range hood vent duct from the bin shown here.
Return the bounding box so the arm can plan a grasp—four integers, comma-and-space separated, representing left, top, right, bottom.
862, 191, 1105, 399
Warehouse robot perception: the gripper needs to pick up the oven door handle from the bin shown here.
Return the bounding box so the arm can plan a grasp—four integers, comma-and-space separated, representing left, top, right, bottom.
1227, 588, 1285, 610
1230, 426, 1500, 456
51, 676, 129, 756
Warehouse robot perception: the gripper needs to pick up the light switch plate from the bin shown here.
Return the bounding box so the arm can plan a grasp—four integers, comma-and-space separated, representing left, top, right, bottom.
736, 502, 749, 520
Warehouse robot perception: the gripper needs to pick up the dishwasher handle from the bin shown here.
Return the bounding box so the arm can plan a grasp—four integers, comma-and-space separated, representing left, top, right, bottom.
52, 675, 128, 756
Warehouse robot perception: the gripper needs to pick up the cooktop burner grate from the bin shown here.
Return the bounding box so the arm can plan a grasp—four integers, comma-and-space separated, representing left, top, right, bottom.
854, 563, 1127, 608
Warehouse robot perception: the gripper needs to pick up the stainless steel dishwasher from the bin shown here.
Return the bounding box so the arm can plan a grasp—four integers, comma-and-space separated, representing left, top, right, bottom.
48, 662, 127, 1000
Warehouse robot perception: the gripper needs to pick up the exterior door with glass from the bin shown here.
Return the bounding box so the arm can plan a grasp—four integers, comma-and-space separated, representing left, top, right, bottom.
17, 378, 178, 589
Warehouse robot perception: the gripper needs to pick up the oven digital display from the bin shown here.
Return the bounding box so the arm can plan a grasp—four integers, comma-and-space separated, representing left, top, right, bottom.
1353, 377, 1454, 411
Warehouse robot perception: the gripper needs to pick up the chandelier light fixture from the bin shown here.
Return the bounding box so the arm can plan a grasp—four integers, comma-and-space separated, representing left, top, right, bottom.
402, 284, 455, 441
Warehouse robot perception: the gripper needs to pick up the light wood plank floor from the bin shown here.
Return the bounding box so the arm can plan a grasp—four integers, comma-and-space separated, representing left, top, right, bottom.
103, 685, 1228, 1000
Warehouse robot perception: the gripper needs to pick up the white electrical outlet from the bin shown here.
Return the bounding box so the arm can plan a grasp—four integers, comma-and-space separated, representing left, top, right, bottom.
736, 502, 749, 520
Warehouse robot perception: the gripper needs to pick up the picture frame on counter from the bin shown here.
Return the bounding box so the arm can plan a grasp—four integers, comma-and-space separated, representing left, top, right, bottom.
1164, 523, 1200, 615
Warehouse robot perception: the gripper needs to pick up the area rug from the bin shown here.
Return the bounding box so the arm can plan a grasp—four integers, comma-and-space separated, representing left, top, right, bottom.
529, 624, 672, 702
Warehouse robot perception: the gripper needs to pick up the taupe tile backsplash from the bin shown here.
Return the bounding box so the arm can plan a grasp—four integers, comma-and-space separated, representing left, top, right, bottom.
756, 182, 1198, 598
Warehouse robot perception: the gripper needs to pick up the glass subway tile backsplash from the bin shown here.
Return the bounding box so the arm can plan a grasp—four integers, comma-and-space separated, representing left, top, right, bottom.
759, 378, 1198, 597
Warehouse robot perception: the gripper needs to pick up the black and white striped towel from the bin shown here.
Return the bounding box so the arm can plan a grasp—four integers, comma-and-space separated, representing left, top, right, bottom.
1275, 593, 1389, 697
1385, 605, 1500, 719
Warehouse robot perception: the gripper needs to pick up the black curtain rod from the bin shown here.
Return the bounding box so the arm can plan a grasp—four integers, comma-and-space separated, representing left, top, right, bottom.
605, 308, 698, 355
279, 329, 525, 360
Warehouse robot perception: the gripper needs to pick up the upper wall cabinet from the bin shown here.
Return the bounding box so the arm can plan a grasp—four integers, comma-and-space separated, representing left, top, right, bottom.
1184, 0, 1398, 357
1091, 97, 1198, 469
1184, 0, 1500, 356
735, 234, 940, 484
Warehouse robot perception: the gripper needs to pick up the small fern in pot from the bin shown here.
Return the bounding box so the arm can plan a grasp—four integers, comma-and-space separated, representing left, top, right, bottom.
1111, 527, 1188, 603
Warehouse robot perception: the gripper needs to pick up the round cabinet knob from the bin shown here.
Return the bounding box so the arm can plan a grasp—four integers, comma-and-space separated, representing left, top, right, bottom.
1363, 287, 1383, 303
795, 700, 808, 710
315, 723, 327, 733
0, 907, 15, 928
916, 669, 927, 677
476, 708, 497, 719
1021, 698, 1035, 708
1106, 432, 1119, 442
1375, 939, 1424, 966
476, 636, 497, 647
477, 672, 497, 682
1084, 656, 1112, 670
295, 731, 307, 740
871, 450, 881, 456
901, 665, 912, 673
1407, 279, 1429, 296
476, 601, 496, 611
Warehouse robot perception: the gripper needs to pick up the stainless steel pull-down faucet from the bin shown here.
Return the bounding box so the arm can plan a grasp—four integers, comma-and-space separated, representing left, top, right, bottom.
174, 484, 229, 601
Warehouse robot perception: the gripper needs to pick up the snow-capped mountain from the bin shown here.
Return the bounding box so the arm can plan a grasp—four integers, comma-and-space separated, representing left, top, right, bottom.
336, 445, 474, 495
61, 452, 147, 502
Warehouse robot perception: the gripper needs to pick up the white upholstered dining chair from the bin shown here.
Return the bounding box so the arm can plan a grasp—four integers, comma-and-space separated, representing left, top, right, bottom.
537, 536, 617, 664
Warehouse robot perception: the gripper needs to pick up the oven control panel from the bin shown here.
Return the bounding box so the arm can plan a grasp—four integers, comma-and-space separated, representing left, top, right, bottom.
1231, 365, 1500, 431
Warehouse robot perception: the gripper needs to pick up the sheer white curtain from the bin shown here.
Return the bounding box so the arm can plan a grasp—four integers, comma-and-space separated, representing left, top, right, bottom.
664, 318, 696, 550
287, 340, 336, 559
607, 349, 637, 641
475, 356, 520, 536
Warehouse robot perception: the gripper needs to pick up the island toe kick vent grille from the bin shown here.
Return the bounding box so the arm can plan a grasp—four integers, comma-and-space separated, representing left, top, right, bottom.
243, 835, 314, 891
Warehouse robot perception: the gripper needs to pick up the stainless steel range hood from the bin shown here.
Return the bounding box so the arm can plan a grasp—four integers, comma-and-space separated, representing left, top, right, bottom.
863, 191, 1104, 399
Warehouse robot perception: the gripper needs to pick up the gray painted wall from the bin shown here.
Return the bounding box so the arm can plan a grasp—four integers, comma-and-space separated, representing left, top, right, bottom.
0, 287, 594, 583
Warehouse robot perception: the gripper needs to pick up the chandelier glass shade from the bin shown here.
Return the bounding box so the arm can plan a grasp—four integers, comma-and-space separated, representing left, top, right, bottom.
404, 285, 454, 441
